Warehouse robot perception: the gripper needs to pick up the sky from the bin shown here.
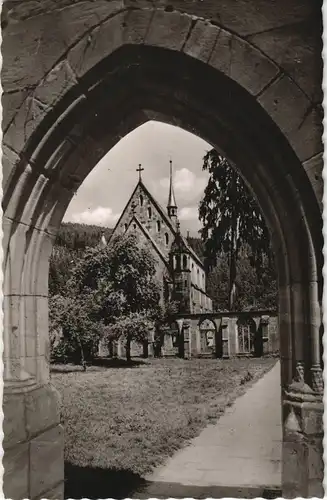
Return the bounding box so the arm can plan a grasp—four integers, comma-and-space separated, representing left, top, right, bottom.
63, 121, 212, 237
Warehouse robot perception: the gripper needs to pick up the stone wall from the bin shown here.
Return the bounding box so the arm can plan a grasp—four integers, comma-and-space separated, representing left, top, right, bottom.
182, 311, 279, 358
99, 311, 279, 360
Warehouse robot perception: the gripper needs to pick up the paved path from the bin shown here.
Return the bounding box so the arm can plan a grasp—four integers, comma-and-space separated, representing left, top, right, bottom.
135, 362, 282, 498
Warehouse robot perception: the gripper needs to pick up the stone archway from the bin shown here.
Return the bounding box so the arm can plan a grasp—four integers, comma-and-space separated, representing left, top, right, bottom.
2, 3, 323, 498
199, 318, 217, 356
237, 316, 256, 356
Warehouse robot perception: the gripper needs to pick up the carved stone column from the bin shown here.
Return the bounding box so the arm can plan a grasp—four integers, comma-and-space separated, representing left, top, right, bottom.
3, 228, 64, 499
176, 318, 184, 358
308, 283, 324, 393
283, 384, 324, 497
282, 315, 324, 496
221, 317, 230, 357
182, 319, 191, 359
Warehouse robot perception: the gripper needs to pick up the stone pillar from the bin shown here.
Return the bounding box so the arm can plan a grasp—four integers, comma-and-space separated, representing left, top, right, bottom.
308, 282, 324, 393
257, 315, 269, 356
221, 317, 230, 357
213, 318, 223, 358
229, 317, 237, 355
176, 318, 185, 358
4, 382, 65, 500
282, 278, 324, 497
183, 320, 191, 359
190, 318, 199, 357
283, 385, 324, 497
3, 222, 65, 499
3, 306, 64, 500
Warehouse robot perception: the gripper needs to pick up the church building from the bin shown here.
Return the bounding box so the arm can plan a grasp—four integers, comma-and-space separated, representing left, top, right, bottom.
99, 163, 278, 360
108, 161, 213, 315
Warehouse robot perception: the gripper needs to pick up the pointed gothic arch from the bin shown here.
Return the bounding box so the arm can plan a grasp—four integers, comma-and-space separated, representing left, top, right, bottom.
2, 5, 323, 497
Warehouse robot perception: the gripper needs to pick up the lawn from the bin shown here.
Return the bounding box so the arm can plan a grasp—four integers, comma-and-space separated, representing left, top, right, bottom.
52, 357, 277, 478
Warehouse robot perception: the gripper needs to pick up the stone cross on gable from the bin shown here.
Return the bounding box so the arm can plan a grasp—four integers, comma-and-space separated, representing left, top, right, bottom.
136, 164, 144, 181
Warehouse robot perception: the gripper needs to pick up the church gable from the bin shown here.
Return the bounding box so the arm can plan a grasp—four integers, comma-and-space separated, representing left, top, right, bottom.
111, 181, 176, 262
124, 215, 171, 292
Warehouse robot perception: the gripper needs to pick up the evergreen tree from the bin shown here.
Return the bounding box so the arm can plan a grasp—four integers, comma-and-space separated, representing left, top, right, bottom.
199, 150, 272, 310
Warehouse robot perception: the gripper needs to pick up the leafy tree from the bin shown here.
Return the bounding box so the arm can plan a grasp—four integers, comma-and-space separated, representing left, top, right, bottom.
49, 294, 104, 368
105, 312, 154, 362
199, 150, 272, 310
151, 298, 180, 357
66, 233, 161, 361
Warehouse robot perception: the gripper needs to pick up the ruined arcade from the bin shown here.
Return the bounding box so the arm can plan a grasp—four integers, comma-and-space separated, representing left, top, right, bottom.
1, 0, 324, 498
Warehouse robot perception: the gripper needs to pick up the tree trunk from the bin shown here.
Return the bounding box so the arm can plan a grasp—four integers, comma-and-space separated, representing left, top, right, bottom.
125, 337, 131, 362
178, 331, 185, 359
228, 219, 237, 311
77, 336, 86, 371
142, 339, 149, 358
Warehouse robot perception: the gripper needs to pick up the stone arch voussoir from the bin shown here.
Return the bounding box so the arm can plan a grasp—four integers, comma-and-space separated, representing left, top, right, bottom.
4, 6, 321, 176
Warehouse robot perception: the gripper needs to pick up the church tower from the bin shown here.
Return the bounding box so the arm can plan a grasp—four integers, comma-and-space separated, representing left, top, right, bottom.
170, 221, 192, 314
167, 159, 178, 226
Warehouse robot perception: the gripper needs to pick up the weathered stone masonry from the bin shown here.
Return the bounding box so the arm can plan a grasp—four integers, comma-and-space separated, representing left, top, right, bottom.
2, 1, 323, 498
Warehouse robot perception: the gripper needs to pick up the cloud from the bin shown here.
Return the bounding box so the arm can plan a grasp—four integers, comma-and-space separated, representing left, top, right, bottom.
158, 168, 207, 199
178, 206, 199, 222
69, 206, 120, 227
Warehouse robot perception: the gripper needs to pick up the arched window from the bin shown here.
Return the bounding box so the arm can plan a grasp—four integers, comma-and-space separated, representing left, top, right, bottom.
165, 233, 169, 246
183, 255, 188, 269
237, 317, 256, 354
124, 223, 128, 232
140, 194, 144, 206
199, 319, 216, 351
147, 206, 152, 219
133, 223, 136, 230
156, 220, 161, 232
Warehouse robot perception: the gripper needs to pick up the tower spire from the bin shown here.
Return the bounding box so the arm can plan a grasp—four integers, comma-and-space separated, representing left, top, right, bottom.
167, 159, 178, 221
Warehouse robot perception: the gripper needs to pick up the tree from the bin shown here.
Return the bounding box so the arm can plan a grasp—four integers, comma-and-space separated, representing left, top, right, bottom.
49, 294, 104, 368
151, 298, 180, 357
67, 233, 161, 361
199, 150, 272, 310
104, 312, 154, 362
